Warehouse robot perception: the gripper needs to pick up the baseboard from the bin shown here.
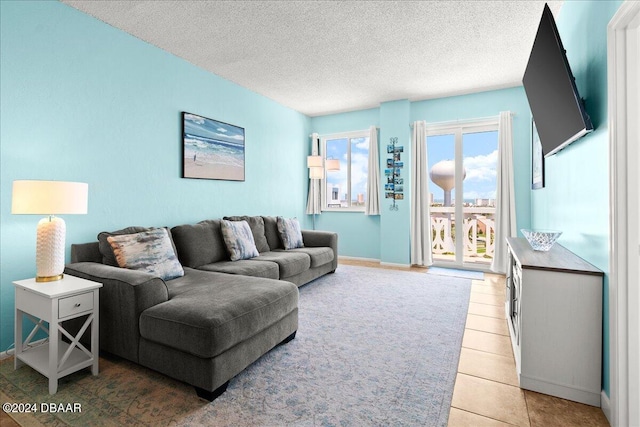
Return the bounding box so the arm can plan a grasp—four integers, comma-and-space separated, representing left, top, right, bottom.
601, 390, 612, 426
380, 261, 411, 268
0, 349, 11, 360
519, 374, 601, 407
338, 256, 380, 263
338, 256, 411, 268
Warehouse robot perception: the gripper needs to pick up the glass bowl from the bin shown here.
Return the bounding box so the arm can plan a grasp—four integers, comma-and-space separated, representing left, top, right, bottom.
521, 229, 562, 251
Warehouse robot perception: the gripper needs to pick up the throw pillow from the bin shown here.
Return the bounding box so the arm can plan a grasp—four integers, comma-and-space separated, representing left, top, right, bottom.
262, 216, 284, 250
220, 220, 260, 261
98, 226, 151, 266
107, 228, 184, 280
223, 216, 270, 253
277, 217, 304, 250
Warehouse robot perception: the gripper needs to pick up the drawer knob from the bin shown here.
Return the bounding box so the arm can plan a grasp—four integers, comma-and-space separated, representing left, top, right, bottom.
74, 303, 81, 308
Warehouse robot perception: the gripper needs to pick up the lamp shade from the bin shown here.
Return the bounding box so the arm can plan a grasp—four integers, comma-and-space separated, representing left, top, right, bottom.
309, 167, 324, 180
307, 155, 323, 168
12, 180, 88, 215
326, 159, 340, 171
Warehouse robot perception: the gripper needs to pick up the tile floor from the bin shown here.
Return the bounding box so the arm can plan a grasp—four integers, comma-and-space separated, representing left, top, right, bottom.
339, 258, 610, 427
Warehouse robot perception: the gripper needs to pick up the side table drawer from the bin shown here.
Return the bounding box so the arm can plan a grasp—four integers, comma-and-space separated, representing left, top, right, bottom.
59, 292, 93, 319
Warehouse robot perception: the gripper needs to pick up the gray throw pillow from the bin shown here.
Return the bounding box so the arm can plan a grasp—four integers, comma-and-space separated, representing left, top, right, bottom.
220, 220, 260, 261
262, 216, 284, 250
277, 217, 304, 250
223, 216, 270, 253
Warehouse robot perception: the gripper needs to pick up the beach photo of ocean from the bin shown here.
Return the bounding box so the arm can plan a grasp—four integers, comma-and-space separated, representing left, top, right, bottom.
182, 112, 245, 181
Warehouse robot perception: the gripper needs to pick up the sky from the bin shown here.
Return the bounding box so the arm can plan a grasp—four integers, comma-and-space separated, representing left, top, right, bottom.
427, 130, 498, 202
184, 113, 245, 146
325, 136, 369, 203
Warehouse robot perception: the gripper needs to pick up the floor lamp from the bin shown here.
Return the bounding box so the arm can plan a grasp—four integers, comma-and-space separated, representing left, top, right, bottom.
308, 157, 324, 230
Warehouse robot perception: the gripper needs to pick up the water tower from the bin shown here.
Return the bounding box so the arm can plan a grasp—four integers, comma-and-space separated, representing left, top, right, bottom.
430, 160, 466, 255
430, 160, 465, 206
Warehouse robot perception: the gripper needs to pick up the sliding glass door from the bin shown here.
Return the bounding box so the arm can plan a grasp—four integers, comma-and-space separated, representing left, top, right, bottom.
426, 120, 498, 269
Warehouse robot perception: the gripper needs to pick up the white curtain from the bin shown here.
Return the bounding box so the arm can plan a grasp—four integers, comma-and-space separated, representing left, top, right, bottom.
365, 125, 380, 215
491, 111, 517, 273
410, 120, 433, 266
306, 133, 321, 215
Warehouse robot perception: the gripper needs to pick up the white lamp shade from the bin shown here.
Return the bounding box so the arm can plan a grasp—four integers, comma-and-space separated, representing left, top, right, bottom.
309, 167, 324, 179
12, 180, 88, 215
307, 155, 323, 168
326, 159, 340, 171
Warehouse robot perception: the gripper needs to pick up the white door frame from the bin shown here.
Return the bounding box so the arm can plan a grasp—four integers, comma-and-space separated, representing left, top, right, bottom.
607, 2, 640, 426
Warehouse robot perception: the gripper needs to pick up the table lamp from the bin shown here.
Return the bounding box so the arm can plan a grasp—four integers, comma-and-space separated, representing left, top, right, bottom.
11, 180, 88, 282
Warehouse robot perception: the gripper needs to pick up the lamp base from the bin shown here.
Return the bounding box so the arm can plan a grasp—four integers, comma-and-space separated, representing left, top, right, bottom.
36, 216, 66, 281
36, 274, 64, 283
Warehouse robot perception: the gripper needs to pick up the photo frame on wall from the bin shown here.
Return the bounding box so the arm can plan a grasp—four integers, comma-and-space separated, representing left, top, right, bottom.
532, 119, 545, 189
182, 112, 245, 181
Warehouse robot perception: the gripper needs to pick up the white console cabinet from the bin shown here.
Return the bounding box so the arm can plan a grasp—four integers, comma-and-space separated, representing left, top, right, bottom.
505, 237, 603, 406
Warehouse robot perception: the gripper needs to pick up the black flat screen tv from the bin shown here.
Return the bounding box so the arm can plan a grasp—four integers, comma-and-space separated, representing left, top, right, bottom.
523, 4, 593, 157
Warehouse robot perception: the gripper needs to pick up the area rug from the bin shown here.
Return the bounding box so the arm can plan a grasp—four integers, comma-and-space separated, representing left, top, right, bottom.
0, 265, 471, 427
426, 266, 485, 280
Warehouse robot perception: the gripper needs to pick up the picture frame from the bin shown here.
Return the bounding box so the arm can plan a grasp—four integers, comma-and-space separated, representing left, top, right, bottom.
182, 112, 245, 181
532, 119, 545, 189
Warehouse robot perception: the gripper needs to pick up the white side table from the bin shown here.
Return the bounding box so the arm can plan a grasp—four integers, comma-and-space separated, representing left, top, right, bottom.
13, 275, 102, 394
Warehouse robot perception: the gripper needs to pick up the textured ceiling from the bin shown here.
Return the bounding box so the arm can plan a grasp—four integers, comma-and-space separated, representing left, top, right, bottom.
62, 1, 563, 117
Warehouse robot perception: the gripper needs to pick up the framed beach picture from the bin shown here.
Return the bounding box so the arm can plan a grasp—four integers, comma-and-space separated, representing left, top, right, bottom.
182, 112, 245, 181
531, 119, 544, 189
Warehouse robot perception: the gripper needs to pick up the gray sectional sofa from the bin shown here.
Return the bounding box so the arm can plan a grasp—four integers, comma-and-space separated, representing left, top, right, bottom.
64, 215, 337, 400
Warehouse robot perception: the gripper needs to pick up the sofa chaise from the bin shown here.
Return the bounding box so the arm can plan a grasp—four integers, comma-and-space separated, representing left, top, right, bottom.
64, 215, 337, 400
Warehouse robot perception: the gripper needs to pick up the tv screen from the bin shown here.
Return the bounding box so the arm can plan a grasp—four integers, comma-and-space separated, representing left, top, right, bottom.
523, 4, 593, 157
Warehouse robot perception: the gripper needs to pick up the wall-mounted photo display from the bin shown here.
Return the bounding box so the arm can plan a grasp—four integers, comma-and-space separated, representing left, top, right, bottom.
387, 137, 401, 211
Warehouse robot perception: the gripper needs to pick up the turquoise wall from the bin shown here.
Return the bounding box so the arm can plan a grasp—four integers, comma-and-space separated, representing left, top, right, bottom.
0, 1, 310, 353
530, 0, 623, 398
309, 108, 381, 259
379, 100, 412, 265
311, 87, 533, 264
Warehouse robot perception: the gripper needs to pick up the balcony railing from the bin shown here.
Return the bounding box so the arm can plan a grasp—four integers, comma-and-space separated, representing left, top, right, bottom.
430, 206, 496, 264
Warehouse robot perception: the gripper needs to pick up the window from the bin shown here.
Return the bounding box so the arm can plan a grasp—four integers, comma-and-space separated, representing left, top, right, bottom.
321, 131, 369, 211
